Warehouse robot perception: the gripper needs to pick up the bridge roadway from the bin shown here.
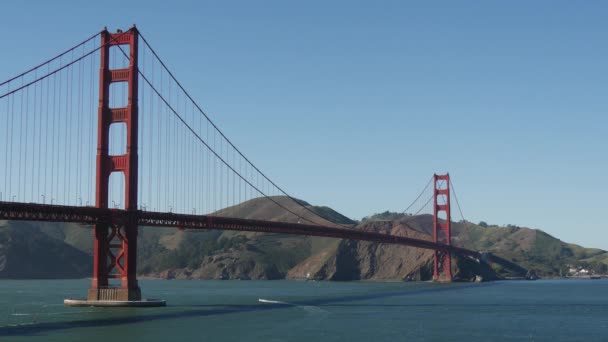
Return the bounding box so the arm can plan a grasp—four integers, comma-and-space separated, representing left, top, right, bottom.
0, 201, 481, 258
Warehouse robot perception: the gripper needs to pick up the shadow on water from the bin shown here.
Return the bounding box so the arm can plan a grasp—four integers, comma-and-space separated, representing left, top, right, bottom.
0, 282, 491, 337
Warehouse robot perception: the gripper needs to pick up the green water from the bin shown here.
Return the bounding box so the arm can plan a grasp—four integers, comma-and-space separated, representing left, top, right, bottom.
0, 279, 607, 341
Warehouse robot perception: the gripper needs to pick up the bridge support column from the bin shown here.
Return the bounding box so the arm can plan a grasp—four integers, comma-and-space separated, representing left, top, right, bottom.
68, 26, 162, 306
433, 173, 452, 282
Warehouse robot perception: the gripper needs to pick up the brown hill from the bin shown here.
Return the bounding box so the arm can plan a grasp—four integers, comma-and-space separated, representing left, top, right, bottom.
139, 196, 353, 279
287, 216, 496, 281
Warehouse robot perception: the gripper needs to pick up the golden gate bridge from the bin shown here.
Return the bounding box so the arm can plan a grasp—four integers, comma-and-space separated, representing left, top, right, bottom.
0, 26, 519, 306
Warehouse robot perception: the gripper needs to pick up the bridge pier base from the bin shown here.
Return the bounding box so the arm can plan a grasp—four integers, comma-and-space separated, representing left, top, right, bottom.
64, 297, 165, 307
87, 287, 142, 301
433, 250, 453, 282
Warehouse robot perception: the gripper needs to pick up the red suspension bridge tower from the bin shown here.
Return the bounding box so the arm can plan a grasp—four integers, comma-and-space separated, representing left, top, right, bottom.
433, 173, 452, 281
88, 27, 141, 302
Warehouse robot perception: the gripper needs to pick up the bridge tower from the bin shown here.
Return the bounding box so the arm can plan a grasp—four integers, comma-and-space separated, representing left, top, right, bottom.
433, 173, 452, 281
88, 27, 141, 301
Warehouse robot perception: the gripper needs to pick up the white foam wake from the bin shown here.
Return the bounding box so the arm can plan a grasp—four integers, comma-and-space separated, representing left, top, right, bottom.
258, 298, 328, 316
258, 298, 289, 305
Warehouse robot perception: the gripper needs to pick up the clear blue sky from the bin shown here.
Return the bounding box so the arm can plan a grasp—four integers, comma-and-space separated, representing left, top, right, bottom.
1, 1, 607, 248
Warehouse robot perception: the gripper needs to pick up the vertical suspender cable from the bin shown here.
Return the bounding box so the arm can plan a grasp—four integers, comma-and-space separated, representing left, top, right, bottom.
157, 64, 162, 210
148, 46, 154, 210
56, 57, 63, 202
140, 44, 145, 209
45, 66, 51, 202
18, 78, 24, 201
30, 71, 36, 202
66, 50, 73, 204
50, 65, 56, 202
4, 82, 9, 200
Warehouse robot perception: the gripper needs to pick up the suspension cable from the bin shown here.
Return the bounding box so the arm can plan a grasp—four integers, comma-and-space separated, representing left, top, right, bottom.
1, 43, 103, 100
450, 178, 468, 226
136, 31, 349, 227
401, 175, 433, 214
136, 68, 332, 226
107, 34, 331, 226
0, 31, 100, 87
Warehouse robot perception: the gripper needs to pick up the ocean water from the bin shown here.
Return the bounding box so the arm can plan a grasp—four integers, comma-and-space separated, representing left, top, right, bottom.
0, 279, 607, 341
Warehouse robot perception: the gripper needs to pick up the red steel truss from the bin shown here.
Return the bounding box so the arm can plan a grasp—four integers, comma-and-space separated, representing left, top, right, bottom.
0, 201, 480, 259
3, 200, 531, 279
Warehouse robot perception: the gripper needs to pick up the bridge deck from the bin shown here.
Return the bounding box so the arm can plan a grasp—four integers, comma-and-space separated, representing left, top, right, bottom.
0, 201, 480, 258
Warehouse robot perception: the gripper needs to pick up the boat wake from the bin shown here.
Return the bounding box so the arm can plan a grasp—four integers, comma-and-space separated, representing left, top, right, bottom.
258, 298, 290, 305
258, 298, 328, 315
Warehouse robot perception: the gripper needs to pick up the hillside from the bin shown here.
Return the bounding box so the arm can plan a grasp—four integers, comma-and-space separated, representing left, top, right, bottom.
214, 196, 355, 226
0, 197, 353, 280
0, 198, 605, 280
288, 215, 495, 281
353, 213, 608, 277
452, 221, 608, 276
0, 221, 92, 278
140, 196, 352, 279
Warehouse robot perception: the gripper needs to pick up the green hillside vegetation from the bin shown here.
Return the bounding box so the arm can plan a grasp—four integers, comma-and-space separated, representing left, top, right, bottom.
0, 221, 91, 278
358, 211, 608, 277
133, 197, 350, 279
138, 231, 244, 273
452, 221, 608, 276
309, 205, 357, 225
